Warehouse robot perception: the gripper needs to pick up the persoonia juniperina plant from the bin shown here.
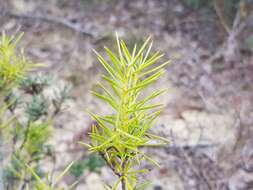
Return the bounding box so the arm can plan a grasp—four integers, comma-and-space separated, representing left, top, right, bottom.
0, 32, 35, 92
0, 31, 36, 190
83, 34, 170, 190
0, 32, 73, 190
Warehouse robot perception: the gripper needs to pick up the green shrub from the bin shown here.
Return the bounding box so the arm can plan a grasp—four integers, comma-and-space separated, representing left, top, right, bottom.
0, 32, 71, 189
70, 154, 105, 178
0, 32, 35, 91
84, 35, 170, 190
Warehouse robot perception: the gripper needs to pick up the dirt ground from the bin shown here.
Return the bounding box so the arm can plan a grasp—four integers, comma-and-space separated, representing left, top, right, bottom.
1, 0, 253, 189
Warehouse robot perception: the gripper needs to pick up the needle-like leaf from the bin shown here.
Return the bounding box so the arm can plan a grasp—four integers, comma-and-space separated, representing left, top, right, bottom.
86, 34, 169, 190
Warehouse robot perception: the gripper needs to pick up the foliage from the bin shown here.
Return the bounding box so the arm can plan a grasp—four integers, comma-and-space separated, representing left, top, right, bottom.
0, 32, 34, 91
84, 35, 170, 190
0, 32, 71, 189
25, 161, 76, 190
52, 84, 71, 115
24, 122, 52, 156
70, 154, 105, 178
2, 75, 71, 188
20, 74, 51, 95
0, 31, 37, 189
26, 94, 49, 121
5, 158, 76, 190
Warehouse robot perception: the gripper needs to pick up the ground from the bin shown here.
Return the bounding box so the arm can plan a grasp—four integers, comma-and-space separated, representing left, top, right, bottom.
0, 0, 253, 189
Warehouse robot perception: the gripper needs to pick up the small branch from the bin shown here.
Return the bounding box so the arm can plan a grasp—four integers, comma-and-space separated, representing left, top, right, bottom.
99, 152, 121, 177
121, 157, 128, 190
204, 5, 250, 65
19, 120, 32, 151
99, 152, 129, 190
213, 0, 230, 34
1, 11, 94, 38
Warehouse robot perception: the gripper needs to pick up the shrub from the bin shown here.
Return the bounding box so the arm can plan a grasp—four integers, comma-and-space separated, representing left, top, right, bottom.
84, 35, 170, 190
70, 154, 105, 178
0, 32, 34, 91
0, 32, 71, 189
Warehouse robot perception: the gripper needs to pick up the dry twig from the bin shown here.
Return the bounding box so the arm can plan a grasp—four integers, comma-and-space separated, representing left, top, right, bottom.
1, 11, 94, 38
205, 7, 251, 65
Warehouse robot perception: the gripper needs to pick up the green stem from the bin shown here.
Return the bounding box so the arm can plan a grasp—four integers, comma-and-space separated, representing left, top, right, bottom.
121, 157, 128, 190
19, 120, 31, 151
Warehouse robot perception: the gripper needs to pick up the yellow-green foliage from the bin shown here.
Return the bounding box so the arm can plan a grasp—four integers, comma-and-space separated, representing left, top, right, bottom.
0, 32, 74, 190
0, 32, 33, 90
86, 35, 170, 190
24, 121, 52, 156
24, 161, 76, 190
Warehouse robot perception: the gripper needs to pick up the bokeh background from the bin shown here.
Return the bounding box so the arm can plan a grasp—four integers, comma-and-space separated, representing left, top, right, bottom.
0, 0, 253, 189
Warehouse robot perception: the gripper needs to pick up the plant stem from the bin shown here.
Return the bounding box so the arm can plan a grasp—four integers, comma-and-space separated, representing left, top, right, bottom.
99, 152, 121, 177
121, 157, 128, 190
121, 177, 126, 190
19, 120, 31, 151
100, 151, 129, 190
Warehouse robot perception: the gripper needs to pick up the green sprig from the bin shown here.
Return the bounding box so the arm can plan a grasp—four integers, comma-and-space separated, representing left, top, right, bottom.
86, 34, 170, 190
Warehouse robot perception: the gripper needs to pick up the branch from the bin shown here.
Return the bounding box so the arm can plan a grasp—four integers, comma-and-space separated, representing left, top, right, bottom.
1, 11, 94, 38
213, 0, 230, 34
204, 6, 250, 65
99, 152, 121, 177
19, 120, 32, 151
121, 157, 129, 190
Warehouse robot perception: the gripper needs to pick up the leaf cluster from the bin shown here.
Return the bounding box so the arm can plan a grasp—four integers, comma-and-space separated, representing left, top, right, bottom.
86, 35, 170, 189
24, 161, 76, 190
0, 32, 34, 91
0, 32, 72, 190
20, 74, 52, 95
4, 157, 76, 190
70, 154, 105, 178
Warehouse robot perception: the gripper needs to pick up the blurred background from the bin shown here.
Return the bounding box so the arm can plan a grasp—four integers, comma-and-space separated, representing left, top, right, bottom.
0, 0, 253, 189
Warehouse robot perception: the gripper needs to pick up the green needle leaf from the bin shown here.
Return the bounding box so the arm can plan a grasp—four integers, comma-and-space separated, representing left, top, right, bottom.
86, 34, 170, 189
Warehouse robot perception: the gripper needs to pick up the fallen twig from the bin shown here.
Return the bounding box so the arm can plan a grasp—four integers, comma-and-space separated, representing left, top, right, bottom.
1, 11, 94, 38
